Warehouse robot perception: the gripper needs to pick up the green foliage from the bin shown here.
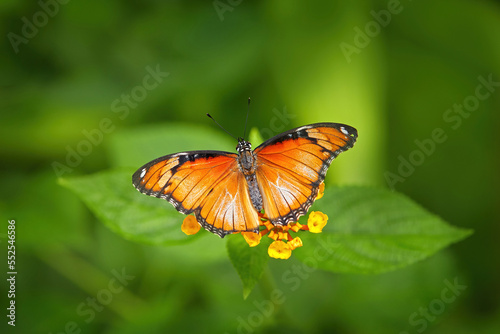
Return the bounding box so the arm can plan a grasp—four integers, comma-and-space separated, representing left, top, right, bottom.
59, 169, 196, 246
248, 126, 264, 147
295, 186, 473, 274
59, 123, 472, 297
226, 234, 271, 299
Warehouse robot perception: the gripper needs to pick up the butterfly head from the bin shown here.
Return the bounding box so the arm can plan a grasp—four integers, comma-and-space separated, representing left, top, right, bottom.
236, 137, 252, 153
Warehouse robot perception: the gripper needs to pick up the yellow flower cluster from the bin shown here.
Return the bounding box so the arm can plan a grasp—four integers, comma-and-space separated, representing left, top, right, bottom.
260, 218, 305, 259
180, 182, 329, 260
256, 211, 328, 259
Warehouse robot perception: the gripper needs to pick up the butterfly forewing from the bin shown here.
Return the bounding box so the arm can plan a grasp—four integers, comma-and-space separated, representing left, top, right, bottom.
132, 151, 260, 237
253, 123, 357, 226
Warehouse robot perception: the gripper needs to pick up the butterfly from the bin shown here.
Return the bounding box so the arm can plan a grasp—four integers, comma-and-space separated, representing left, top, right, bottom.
132, 122, 357, 238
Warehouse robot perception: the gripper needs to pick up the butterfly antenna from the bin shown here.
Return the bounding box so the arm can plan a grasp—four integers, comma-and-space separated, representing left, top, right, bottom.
243, 97, 251, 140
206, 113, 238, 140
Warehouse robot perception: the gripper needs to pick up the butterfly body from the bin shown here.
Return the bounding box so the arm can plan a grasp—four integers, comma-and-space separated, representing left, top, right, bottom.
235, 138, 263, 211
133, 122, 357, 237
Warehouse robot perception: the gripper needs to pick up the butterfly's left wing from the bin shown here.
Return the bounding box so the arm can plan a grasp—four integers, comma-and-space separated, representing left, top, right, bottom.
132, 151, 260, 237
254, 123, 357, 226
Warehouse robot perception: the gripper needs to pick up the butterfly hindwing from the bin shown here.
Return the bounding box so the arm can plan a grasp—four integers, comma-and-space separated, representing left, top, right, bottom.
254, 123, 358, 226
132, 151, 260, 237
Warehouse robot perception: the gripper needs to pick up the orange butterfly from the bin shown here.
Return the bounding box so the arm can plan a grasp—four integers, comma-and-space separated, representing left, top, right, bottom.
132, 123, 357, 237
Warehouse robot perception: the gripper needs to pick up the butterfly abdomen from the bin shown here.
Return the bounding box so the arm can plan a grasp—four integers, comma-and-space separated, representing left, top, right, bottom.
245, 174, 263, 211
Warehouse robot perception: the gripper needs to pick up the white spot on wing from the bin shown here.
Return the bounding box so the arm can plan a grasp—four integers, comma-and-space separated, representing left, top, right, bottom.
140, 168, 146, 178
340, 126, 349, 135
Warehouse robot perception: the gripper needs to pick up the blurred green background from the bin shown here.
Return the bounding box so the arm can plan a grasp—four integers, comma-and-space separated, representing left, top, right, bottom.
1, 0, 499, 333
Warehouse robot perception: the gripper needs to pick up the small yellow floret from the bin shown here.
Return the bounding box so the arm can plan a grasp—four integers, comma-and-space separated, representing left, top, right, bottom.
181, 215, 201, 235
268, 229, 279, 241
290, 222, 303, 232
288, 237, 303, 250
242, 232, 261, 247
315, 182, 325, 200
307, 211, 328, 233
268, 240, 292, 259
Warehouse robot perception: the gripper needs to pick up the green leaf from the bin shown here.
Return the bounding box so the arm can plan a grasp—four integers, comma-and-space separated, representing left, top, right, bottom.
248, 127, 264, 148
59, 169, 199, 245
227, 234, 271, 299
294, 186, 473, 274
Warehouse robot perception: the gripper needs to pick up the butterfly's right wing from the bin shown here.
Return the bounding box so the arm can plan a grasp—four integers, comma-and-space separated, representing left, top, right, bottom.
132, 151, 260, 237
254, 123, 358, 226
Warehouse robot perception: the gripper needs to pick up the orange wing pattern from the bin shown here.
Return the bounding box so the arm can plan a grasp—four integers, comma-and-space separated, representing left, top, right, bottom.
254, 123, 357, 226
132, 151, 260, 237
